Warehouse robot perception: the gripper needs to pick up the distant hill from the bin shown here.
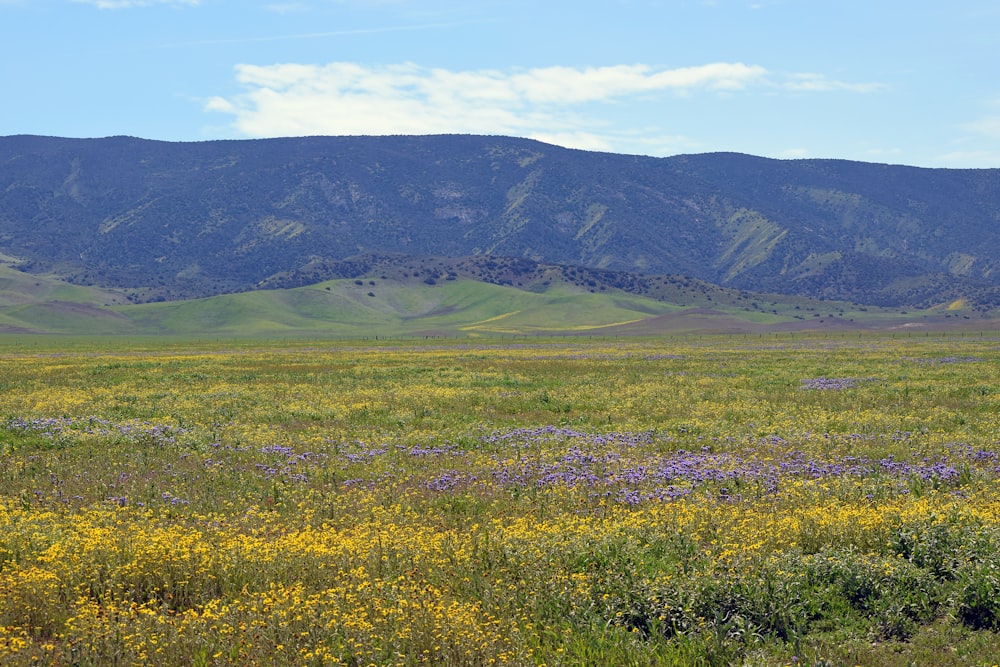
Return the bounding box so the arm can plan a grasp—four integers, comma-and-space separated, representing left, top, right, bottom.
0, 262, 975, 337
2, 134, 999, 312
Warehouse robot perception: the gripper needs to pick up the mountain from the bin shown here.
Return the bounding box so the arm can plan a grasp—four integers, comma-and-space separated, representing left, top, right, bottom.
1, 134, 999, 311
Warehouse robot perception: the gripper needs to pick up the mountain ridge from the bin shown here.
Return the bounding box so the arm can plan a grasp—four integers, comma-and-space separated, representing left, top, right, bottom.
2, 133, 999, 312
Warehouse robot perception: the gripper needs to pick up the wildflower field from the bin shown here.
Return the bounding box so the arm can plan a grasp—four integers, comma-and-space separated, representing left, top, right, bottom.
3, 333, 1000, 666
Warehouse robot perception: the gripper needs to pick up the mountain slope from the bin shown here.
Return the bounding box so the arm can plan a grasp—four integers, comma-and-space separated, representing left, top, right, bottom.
1, 134, 999, 309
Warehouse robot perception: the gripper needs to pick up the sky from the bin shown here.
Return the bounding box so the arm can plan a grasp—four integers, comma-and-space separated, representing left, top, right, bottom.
2, 0, 1000, 168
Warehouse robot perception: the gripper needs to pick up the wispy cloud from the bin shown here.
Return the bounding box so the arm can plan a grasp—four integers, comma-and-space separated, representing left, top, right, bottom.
934, 149, 1000, 169
158, 21, 472, 48
71, 0, 199, 8
205, 61, 883, 154
963, 115, 1000, 140
783, 73, 887, 93
861, 147, 904, 162
264, 3, 308, 13
778, 148, 810, 159
946, 99, 1000, 166
206, 61, 767, 148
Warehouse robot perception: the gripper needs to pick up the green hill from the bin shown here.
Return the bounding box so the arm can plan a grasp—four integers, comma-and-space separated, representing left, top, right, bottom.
0, 262, 986, 337
0, 265, 130, 333
113, 279, 682, 337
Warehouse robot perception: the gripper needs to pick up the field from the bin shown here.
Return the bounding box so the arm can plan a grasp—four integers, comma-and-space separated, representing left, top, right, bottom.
3, 264, 994, 337
2, 333, 1000, 665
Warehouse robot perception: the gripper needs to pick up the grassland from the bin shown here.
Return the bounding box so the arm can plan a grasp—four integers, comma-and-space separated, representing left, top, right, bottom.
2, 333, 1000, 665
1, 261, 996, 337
117, 281, 687, 337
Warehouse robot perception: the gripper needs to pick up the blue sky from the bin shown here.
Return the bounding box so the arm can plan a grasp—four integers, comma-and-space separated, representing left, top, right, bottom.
2, 0, 999, 167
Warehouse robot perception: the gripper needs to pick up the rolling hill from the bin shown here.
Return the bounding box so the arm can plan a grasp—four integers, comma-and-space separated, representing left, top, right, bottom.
0, 258, 980, 337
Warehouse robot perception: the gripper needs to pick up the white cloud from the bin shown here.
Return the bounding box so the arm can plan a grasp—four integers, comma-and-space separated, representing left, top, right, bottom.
265, 3, 308, 13
782, 73, 886, 93
861, 147, 904, 161
778, 148, 809, 159
934, 149, 1000, 169
506, 63, 768, 104
204, 61, 887, 155
945, 100, 1000, 166
205, 61, 768, 151
71, 0, 199, 8
963, 115, 1000, 140
158, 22, 470, 48
526, 131, 616, 154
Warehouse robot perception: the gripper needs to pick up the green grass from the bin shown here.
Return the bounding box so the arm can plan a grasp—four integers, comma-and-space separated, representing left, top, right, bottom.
111, 279, 683, 337
0, 265, 124, 308
0, 261, 996, 337
0, 265, 130, 333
